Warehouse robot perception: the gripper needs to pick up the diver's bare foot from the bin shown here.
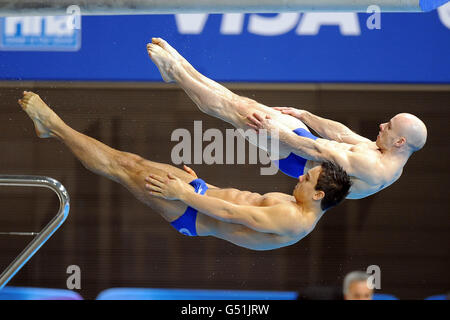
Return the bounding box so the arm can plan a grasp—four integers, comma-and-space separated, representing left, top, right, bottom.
152, 37, 196, 72
146, 42, 179, 83
18, 91, 62, 138
151, 38, 185, 62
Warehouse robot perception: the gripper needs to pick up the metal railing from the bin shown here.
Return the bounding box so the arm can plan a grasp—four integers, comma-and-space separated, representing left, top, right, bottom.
0, 176, 70, 289
0, 0, 432, 15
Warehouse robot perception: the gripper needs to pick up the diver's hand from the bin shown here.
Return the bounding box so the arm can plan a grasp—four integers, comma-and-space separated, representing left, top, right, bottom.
273, 107, 306, 120
246, 113, 278, 136
145, 173, 191, 200
182, 165, 198, 179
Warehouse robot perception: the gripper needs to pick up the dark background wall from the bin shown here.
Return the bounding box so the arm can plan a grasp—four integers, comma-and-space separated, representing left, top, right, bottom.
0, 83, 448, 300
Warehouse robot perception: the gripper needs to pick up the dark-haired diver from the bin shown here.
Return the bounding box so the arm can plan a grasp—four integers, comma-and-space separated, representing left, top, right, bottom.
18, 91, 350, 251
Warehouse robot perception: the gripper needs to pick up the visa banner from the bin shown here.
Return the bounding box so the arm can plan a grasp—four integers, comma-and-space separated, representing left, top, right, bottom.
0, 6, 449, 83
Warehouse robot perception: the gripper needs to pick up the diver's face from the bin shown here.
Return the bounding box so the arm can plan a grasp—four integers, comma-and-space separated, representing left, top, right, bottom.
376, 116, 402, 149
293, 166, 322, 203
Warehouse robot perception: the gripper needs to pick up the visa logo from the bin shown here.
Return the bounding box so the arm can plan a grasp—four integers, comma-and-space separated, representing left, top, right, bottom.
175, 13, 363, 36
0, 16, 81, 51
175, 8, 450, 36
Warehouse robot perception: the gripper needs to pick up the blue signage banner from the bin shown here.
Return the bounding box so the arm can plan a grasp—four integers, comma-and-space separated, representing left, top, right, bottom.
0, 15, 81, 51
0, 7, 449, 83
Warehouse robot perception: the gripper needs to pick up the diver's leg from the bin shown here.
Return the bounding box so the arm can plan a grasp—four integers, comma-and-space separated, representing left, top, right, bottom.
18, 91, 212, 228
147, 40, 305, 132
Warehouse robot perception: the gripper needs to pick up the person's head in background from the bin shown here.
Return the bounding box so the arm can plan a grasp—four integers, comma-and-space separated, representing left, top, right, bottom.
343, 271, 373, 300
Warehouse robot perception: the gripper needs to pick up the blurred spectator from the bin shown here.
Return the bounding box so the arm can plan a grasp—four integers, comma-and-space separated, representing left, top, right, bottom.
343, 271, 373, 300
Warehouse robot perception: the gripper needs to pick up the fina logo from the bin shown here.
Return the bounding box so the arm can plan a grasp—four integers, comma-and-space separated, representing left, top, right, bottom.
0, 13, 81, 51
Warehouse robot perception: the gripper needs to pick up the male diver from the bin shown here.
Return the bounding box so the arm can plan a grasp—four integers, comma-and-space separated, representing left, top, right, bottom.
18, 91, 350, 251
147, 37, 427, 200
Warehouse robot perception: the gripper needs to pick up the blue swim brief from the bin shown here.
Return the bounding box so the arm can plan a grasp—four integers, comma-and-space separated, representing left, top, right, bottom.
170, 178, 208, 237
274, 128, 318, 178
